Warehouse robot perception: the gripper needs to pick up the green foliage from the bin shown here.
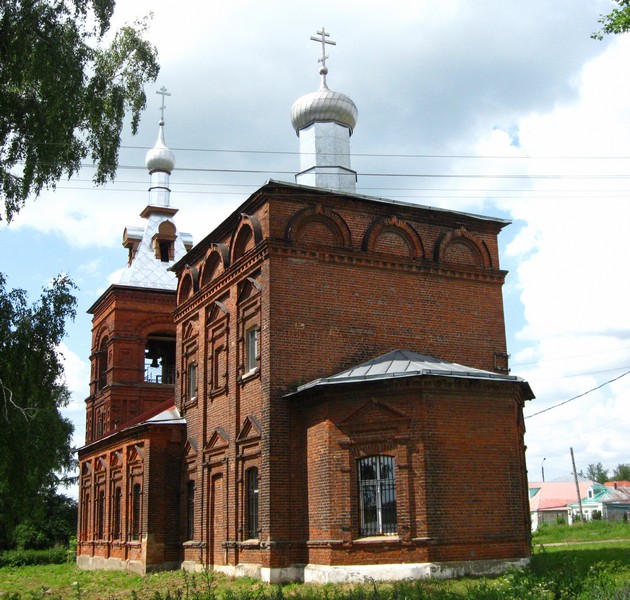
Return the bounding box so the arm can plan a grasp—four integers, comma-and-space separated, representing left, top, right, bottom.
0, 273, 77, 550
533, 517, 630, 544
0, 0, 159, 222
611, 463, 630, 481
582, 462, 608, 484
2, 541, 630, 599
579, 461, 630, 484
0, 546, 67, 567
593, 0, 630, 39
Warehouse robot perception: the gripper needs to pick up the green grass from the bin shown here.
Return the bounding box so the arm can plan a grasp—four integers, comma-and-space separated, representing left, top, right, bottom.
2, 522, 630, 599
532, 518, 630, 544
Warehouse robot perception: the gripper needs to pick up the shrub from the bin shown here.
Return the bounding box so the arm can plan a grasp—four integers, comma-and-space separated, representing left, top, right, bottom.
0, 546, 67, 568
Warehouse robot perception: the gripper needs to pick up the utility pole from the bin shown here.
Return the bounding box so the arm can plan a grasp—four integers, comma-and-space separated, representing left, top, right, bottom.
571, 447, 585, 524
542, 457, 546, 482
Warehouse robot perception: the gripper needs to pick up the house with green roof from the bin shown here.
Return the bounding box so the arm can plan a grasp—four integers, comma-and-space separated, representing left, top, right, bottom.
567, 483, 630, 523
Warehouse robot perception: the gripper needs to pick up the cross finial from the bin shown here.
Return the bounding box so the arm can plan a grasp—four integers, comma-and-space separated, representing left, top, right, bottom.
310, 27, 336, 71
156, 86, 171, 124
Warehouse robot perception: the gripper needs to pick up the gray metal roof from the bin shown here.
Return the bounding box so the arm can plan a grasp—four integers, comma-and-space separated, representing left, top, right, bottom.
290, 349, 527, 395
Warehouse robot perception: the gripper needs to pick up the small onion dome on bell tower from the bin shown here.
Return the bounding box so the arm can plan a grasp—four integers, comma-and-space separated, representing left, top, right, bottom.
145, 120, 176, 174
290, 66, 358, 135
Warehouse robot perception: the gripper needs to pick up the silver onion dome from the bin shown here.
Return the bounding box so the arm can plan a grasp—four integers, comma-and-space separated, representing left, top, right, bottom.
145, 121, 176, 173
290, 70, 358, 135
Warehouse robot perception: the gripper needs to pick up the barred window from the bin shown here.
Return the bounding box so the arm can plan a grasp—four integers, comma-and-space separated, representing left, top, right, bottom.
358, 455, 397, 536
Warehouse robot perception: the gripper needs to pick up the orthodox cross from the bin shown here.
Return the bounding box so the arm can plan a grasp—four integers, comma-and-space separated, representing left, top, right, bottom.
156, 86, 171, 123
310, 27, 336, 70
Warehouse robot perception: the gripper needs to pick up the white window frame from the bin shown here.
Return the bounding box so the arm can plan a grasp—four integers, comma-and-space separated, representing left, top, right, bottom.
245, 327, 259, 373
187, 362, 197, 401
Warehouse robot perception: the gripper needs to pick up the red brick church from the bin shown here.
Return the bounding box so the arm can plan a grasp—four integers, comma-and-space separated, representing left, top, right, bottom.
76, 31, 534, 583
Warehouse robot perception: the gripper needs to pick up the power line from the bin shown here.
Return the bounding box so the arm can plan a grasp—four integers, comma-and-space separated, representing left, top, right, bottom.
30, 139, 630, 160
525, 369, 630, 419
52, 162, 630, 180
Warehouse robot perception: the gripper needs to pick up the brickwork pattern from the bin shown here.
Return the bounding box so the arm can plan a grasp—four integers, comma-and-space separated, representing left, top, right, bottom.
78, 182, 531, 578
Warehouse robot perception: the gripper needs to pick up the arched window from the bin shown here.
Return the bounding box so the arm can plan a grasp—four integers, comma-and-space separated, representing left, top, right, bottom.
357, 455, 397, 536
246, 467, 259, 539
97, 336, 108, 391
144, 332, 176, 384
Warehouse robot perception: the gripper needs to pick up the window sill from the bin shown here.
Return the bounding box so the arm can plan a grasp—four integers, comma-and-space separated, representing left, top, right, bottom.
239, 367, 260, 383
184, 396, 198, 409
354, 535, 401, 545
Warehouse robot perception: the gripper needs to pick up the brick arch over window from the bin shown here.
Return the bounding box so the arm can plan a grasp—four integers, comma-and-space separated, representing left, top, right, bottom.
435, 227, 491, 269
362, 216, 424, 259
133, 317, 176, 339
231, 214, 263, 263
177, 266, 199, 304
200, 243, 230, 288
285, 204, 352, 248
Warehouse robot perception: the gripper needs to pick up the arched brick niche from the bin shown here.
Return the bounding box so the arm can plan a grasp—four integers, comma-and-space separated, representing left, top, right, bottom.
200, 244, 230, 289
231, 214, 263, 263
177, 266, 199, 305
362, 216, 424, 259
285, 204, 351, 248
434, 227, 491, 269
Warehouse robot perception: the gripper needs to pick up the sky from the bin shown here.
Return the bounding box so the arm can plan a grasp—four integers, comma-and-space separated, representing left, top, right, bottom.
2, 0, 630, 496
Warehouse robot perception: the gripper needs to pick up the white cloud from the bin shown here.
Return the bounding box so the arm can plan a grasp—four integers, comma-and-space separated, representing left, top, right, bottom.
5, 0, 630, 487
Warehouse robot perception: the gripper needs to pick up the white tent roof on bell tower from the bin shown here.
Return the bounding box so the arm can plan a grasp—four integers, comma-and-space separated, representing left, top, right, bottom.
118, 87, 193, 290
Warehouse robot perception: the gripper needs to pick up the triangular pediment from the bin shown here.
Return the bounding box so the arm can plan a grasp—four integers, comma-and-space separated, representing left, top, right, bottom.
204, 428, 229, 453
182, 320, 198, 341
128, 444, 145, 462
110, 451, 123, 468
185, 439, 198, 458
237, 415, 262, 443
208, 300, 229, 323
237, 276, 261, 305
340, 400, 410, 432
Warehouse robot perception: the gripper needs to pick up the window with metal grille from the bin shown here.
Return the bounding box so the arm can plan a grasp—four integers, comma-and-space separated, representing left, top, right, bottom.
246, 467, 259, 539
358, 455, 397, 536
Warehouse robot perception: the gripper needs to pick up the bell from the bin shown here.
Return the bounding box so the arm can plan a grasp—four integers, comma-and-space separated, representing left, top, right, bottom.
150, 357, 159, 368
